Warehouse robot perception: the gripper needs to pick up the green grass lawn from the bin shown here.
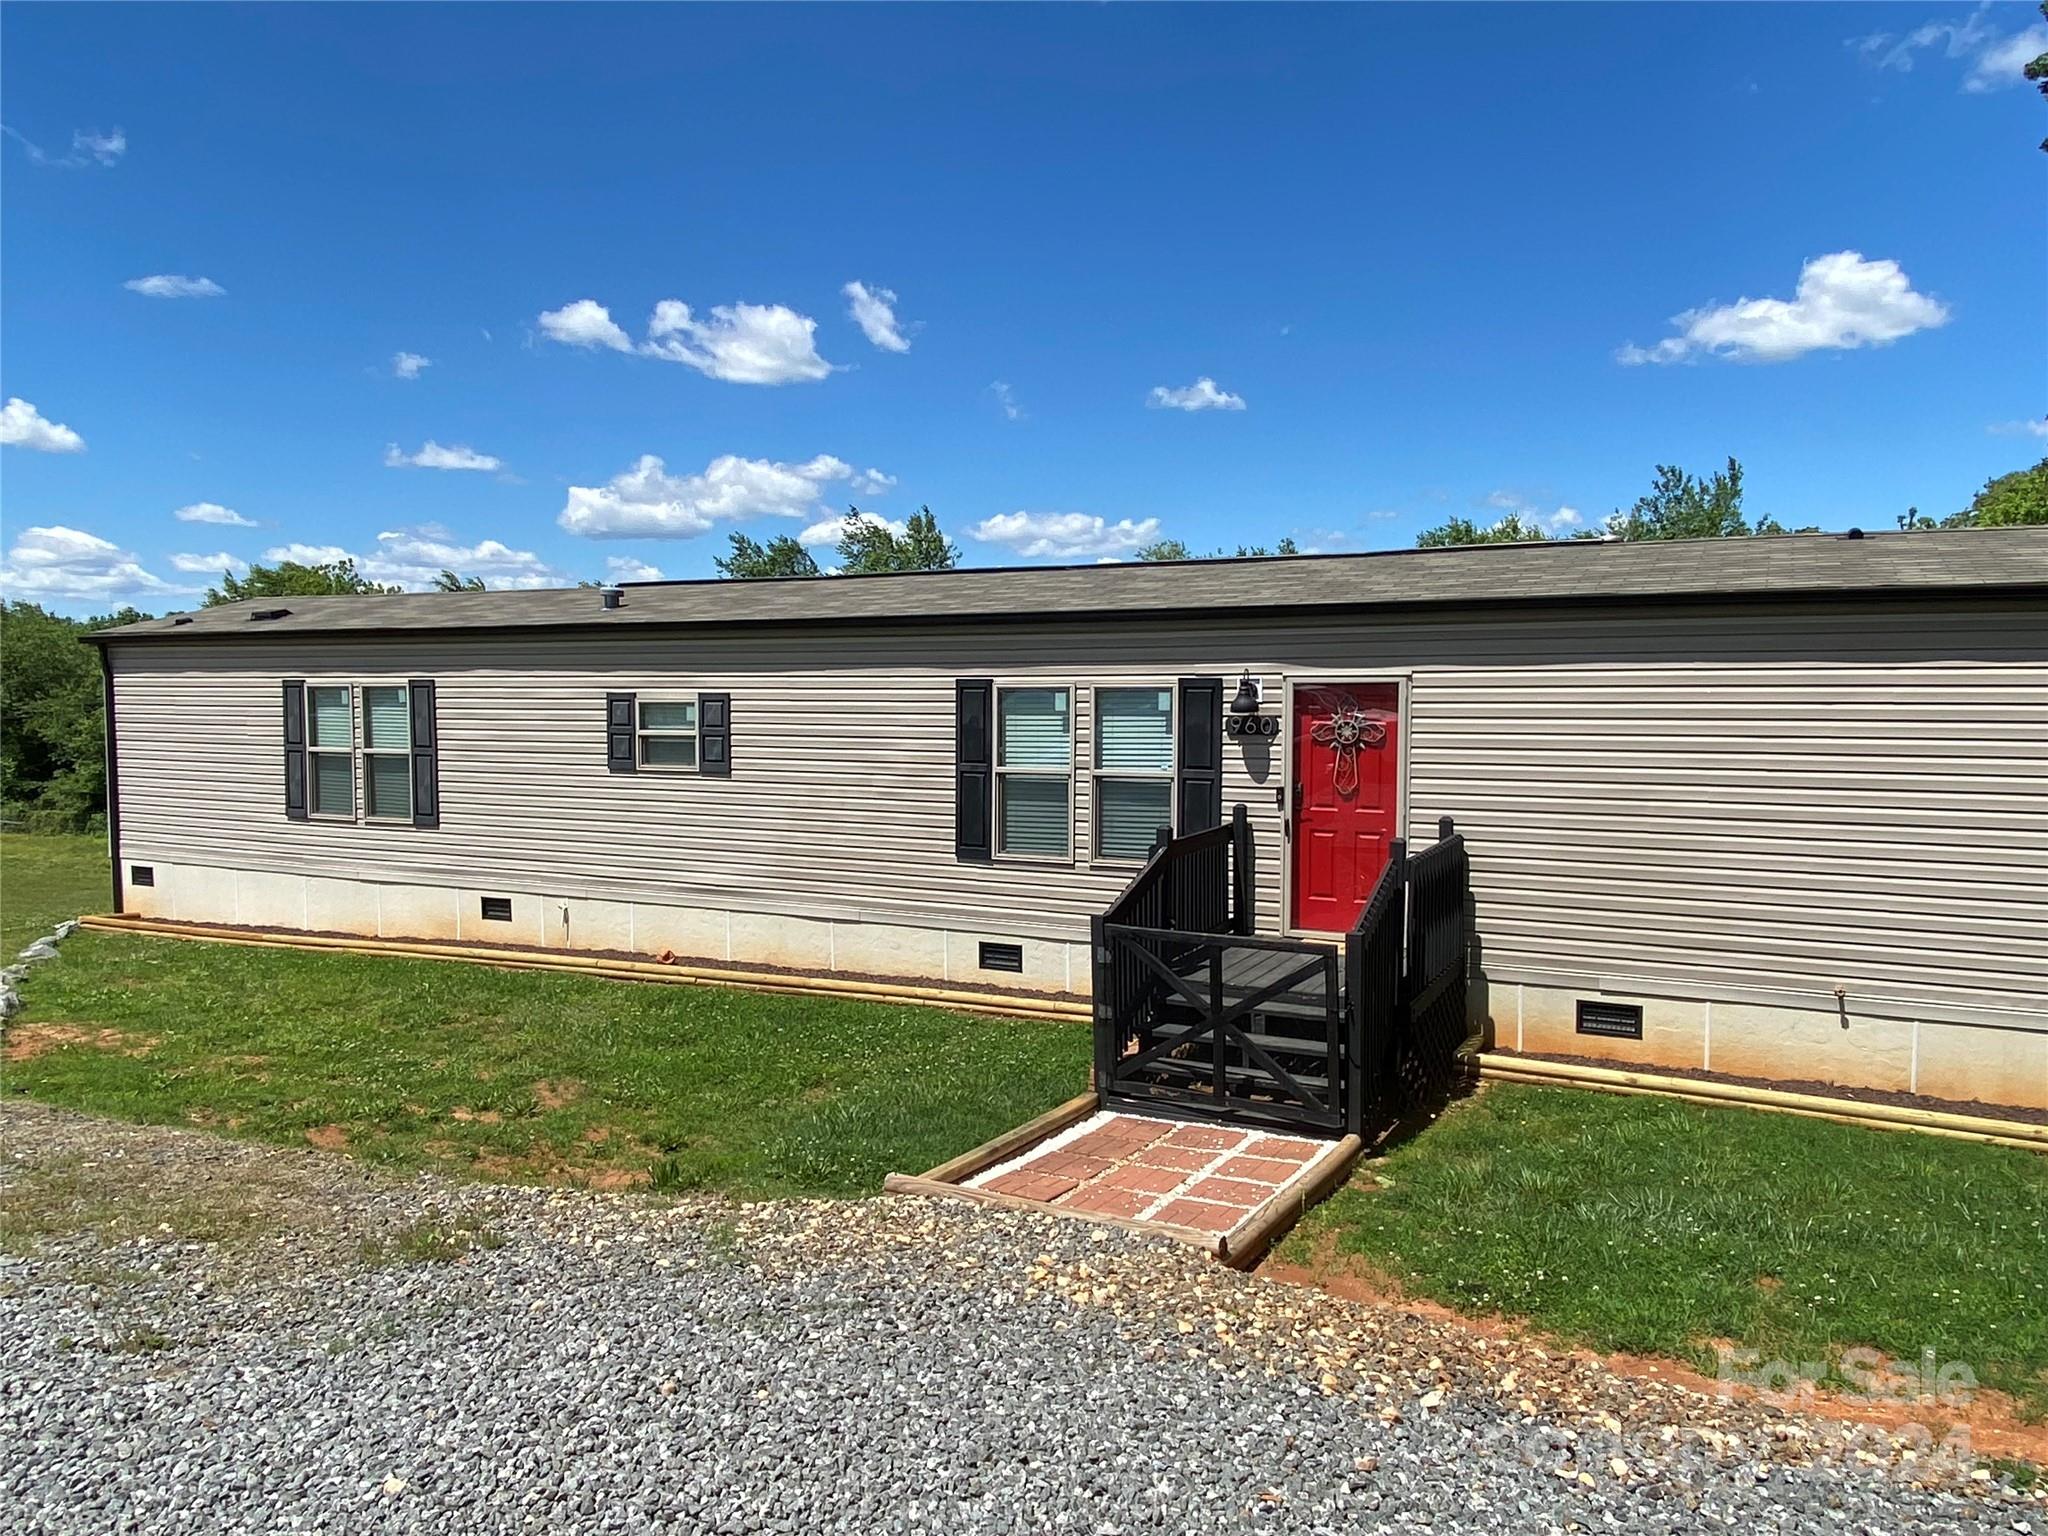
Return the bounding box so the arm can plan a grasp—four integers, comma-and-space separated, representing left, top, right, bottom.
1, 831, 109, 956
1284, 1083, 2048, 1416
1, 833, 1089, 1198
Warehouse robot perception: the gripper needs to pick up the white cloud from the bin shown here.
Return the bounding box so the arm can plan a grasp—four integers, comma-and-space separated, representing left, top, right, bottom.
256, 530, 567, 590
0, 525, 183, 599
3, 124, 125, 168
1485, 490, 1582, 533
538, 298, 633, 351
169, 551, 249, 575
969, 511, 1162, 559
990, 381, 1024, 421
383, 440, 503, 472
799, 512, 908, 549
843, 280, 913, 353
558, 452, 881, 539
124, 274, 226, 299
392, 351, 431, 379
173, 501, 256, 527
362, 528, 566, 590
605, 555, 665, 582
642, 299, 832, 384
1967, 23, 2048, 91
1617, 251, 1949, 365
1989, 418, 2048, 439
0, 397, 85, 453
541, 294, 834, 384
1147, 377, 1246, 412
1851, 13, 2048, 93
1547, 507, 1583, 531
849, 467, 897, 497
262, 543, 354, 566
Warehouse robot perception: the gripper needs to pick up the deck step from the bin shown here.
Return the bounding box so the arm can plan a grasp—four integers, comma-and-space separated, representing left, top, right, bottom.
1126, 1056, 1333, 1097
1144, 1019, 1337, 1058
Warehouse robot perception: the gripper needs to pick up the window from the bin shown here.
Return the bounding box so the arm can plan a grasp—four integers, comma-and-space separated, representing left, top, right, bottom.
638, 699, 698, 769
362, 685, 412, 820
306, 685, 355, 817
1094, 686, 1174, 861
995, 686, 1071, 857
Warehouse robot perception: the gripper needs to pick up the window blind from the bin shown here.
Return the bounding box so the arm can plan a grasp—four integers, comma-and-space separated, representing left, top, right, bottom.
998, 688, 1069, 768
999, 776, 1070, 857
1095, 688, 1172, 772
1096, 778, 1172, 862
363, 686, 410, 750
307, 687, 351, 749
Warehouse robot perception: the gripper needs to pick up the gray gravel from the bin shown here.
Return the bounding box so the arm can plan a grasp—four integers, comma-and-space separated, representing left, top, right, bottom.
1, 1099, 2037, 1535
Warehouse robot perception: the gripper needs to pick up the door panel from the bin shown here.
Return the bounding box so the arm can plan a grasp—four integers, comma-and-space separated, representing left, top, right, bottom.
1290, 683, 1401, 932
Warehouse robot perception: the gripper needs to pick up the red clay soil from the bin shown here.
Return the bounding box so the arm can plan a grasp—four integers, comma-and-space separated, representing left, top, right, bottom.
1263, 1245, 2048, 1464
92, 915, 1088, 1007
1490, 1047, 2048, 1128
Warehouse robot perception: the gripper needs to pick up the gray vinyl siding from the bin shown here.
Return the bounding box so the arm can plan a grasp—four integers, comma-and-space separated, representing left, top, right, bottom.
107, 594, 2048, 1022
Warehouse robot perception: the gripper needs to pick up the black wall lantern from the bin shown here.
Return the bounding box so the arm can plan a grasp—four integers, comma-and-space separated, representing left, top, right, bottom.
1224, 671, 1279, 737
1229, 670, 1261, 715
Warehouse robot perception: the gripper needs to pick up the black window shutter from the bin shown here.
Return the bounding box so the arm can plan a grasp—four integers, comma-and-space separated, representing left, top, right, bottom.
1176, 675, 1224, 833
408, 679, 439, 829
699, 692, 731, 777
955, 678, 994, 861
282, 679, 308, 820
606, 692, 637, 773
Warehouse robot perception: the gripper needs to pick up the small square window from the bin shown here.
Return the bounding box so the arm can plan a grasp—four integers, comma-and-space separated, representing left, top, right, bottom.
637, 699, 699, 770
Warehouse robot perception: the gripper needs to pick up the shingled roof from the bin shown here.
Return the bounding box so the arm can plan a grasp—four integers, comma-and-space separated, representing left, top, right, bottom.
88, 526, 2048, 644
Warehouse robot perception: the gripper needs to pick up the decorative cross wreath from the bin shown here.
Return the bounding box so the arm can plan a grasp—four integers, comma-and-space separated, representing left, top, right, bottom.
1310, 708, 1387, 797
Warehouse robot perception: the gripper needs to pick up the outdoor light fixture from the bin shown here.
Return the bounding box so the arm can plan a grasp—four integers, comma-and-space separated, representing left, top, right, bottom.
1229, 670, 1261, 715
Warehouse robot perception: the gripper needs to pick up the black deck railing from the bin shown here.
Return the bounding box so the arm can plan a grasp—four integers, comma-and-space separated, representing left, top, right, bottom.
1341, 843, 1406, 1134
1092, 806, 1471, 1139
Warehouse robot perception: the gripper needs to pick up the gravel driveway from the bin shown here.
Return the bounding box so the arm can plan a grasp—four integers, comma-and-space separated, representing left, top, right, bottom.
2, 1098, 2036, 1534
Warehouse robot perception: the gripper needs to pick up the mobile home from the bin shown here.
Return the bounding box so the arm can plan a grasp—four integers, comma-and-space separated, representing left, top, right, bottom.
88, 527, 2048, 1113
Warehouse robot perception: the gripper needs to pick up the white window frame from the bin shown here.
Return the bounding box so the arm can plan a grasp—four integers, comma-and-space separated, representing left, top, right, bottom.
303, 681, 358, 822
636, 696, 701, 773
992, 681, 1075, 863
1090, 683, 1177, 865
360, 682, 414, 823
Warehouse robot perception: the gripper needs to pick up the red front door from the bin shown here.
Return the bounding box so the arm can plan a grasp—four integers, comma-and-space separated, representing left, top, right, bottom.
1290, 683, 1401, 932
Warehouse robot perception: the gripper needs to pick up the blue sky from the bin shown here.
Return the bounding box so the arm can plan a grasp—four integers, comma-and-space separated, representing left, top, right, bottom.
2, 2, 2043, 612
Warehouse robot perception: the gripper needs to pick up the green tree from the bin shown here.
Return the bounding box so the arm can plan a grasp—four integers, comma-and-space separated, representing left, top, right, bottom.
1137, 536, 1299, 561
1135, 539, 1194, 562
432, 570, 486, 591
205, 557, 400, 605
1415, 512, 1554, 547
1610, 458, 1749, 540
714, 531, 821, 579
836, 507, 959, 574
1950, 457, 2048, 528
0, 601, 150, 830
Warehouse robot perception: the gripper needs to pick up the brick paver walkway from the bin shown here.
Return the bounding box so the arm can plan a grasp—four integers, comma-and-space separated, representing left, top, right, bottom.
964, 1111, 1331, 1235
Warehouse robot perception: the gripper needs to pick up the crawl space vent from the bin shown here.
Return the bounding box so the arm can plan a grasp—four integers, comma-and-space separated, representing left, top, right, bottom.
978, 941, 1024, 973
1576, 1000, 1644, 1040
479, 896, 513, 922
129, 865, 155, 888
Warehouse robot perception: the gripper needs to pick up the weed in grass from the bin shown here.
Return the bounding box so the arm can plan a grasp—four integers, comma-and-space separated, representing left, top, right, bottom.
358, 1219, 505, 1267
112, 1326, 172, 1354
1988, 1456, 2040, 1492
